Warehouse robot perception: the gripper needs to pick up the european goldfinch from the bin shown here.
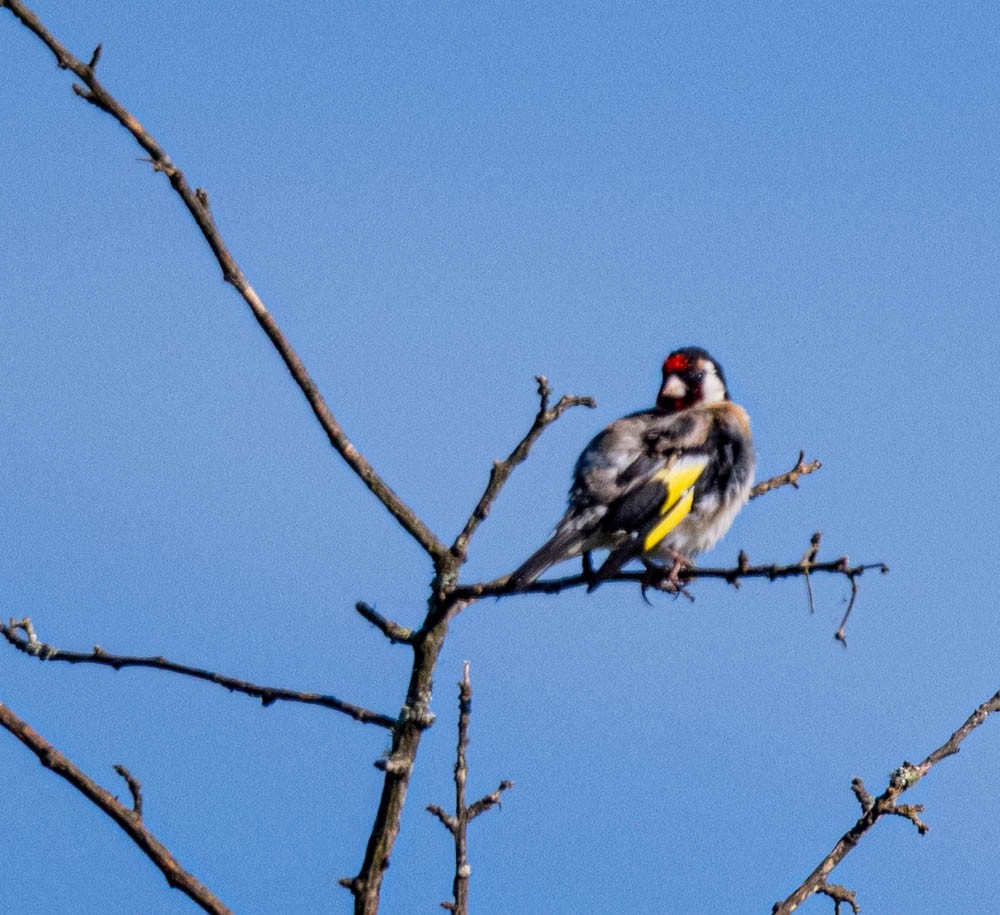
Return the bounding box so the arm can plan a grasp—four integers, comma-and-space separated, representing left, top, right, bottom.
508, 347, 754, 591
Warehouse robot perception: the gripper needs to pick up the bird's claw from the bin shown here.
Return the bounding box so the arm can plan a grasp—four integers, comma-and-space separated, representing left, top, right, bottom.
639, 553, 695, 602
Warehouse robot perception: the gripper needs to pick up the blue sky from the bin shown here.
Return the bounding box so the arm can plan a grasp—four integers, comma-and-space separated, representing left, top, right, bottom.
3, 2, 1000, 912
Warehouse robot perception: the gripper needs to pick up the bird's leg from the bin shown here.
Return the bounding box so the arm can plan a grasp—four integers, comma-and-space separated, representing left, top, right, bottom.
640, 551, 694, 599
665, 550, 692, 587
581, 551, 598, 589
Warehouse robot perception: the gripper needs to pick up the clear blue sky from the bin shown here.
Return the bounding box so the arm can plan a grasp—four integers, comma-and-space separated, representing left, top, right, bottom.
3, 2, 1000, 912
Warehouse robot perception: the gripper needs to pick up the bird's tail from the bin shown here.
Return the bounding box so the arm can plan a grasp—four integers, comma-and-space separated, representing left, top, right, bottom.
506, 527, 583, 590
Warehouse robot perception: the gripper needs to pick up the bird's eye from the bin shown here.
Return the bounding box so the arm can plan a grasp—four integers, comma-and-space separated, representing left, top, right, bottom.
691, 371, 704, 383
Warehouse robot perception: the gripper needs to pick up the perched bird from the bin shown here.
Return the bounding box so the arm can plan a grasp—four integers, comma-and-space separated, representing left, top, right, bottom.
507, 347, 754, 591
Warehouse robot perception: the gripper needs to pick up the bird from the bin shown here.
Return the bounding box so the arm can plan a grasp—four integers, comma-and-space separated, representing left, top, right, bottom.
507, 347, 755, 592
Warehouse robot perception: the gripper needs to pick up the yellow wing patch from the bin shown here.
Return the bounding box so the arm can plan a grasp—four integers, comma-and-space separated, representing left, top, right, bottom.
642, 457, 708, 552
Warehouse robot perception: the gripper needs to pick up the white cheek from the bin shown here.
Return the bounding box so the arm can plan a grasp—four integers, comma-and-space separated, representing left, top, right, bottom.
701, 371, 727, 403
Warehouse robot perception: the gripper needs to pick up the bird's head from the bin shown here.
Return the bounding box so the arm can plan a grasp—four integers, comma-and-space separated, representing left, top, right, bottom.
656, 347, 729, 412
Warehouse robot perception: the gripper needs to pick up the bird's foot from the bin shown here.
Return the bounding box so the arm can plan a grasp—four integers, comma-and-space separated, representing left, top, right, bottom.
640, 553, 695, 602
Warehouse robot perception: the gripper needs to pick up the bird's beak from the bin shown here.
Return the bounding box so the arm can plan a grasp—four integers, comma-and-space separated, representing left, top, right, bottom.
659, 374, 686, 401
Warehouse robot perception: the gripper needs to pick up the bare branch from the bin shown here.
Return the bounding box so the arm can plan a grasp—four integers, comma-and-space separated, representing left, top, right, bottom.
834, 568, 861, 647
427, 662, 513, 915
451, 376, 596, 563
467, 780, 515, 821
800, 531, 822, 614
850, 777, 874, 814
773, 686, 1000, 914
750, 451, 822, 499
1, 618, 397, 729
0, 698, 232, 915
0, 0, 447, 563
427, 804, 458, 834
355, 602, 415, 645
113, 764, 144, 818
342, 596, 471, 913
463, 536, 886, 600
817, 883, 859, 914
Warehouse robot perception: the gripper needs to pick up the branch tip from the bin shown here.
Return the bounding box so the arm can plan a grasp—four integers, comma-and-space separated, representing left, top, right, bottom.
113, 764, 143, 818
750, 452, 822, 500
535, 374, 551, 411
355, 601, 414, 645
817, 882, 859, 915
451, 374, 595, 562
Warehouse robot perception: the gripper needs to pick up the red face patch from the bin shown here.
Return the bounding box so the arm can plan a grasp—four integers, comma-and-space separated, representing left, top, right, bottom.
664, 353, 690, 375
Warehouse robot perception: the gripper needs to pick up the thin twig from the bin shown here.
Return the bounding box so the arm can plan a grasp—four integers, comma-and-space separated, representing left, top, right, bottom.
427, 662, 513, 914
750, 451, 822, 500
113, 764, 144, 818
0, 0, 447, 563
467, 780, 515, 821
801, 531, 823, 614
773, 686, 1000, 914
426, 804, 458, 833
817, 883, 859, 914
451, 376, 595, 563
0, 698, 232, 915
834, 565, 861, 647
355, 602, 414, 645
1, 618, 397, 729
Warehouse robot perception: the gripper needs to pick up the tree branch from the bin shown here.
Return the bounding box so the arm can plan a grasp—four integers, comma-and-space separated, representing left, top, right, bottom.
355, 602, 415, 646
773, 686, 1000, 914
427, 662, 513, 914
0, 0, 447, 563
450, 376, 595, 563
461, 534, 886, 603
340, 596, 470, 913
113, 763, 144, 818
750, 451, 822, 499
0, 697, 232, 915
1, 618, 397, 730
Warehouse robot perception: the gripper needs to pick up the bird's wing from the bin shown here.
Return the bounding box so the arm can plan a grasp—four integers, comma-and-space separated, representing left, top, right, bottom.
602, 451, 709, 551
587, 410, 716, 585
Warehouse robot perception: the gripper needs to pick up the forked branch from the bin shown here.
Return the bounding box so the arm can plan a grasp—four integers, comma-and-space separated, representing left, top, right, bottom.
0, 698, 231, 915
750, 450, 822, 499
773, 686, 1000, 913
0, 0, 446, 563
427, 662, 513, 913
451, 376, 595, 563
